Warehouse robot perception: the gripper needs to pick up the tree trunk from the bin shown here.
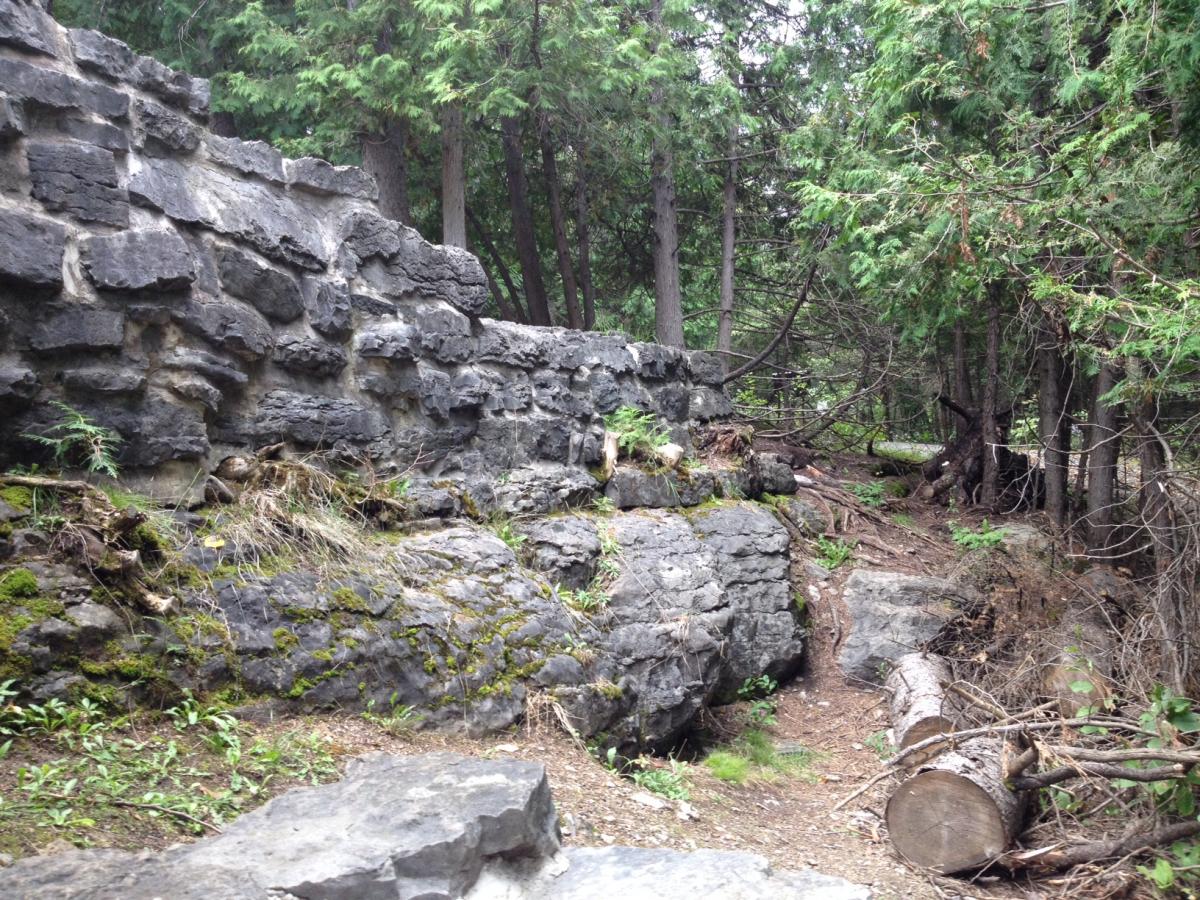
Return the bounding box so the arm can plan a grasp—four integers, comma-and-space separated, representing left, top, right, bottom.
979, 286, 1002, 508
466, 206, 528, 324
885, 653, 962, 766
500, 115, 551, 326
1038, 324, 1069, 526
1132, 366, 1190, 692
440, 103, 467, 248
716, 123, 737, 372
886, 737, 1025, 874
952, 318, 974, 431
1085, 362, 1121, 559
575, 154, 596, 330
649, 0, 684, 348
361, 119, 412, 225
537, 113, 582, 329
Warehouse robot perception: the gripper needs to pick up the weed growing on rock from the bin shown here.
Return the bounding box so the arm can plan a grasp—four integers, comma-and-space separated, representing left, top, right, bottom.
558, 585, 608, 614
21, 402, 122, 478
603, 406, 670, 458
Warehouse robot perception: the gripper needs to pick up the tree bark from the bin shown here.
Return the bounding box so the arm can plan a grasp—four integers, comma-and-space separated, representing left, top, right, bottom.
649, 0, 685, 348
716, 123, 737, 372
979, 286, 1002, 507
1085, 362, 1121, 558
1132, 367, 1189, 692
537, 114, 582, 329
440, 103, 467, 248
500, 115, 552, 326
361, 119, 412, 225
952, 317, 974, 431
575, 154, 596, 330
885, 653, 962, 766
1038, 321, 1069, 526
466, 206, 528, 324
886, 737, 1025, 874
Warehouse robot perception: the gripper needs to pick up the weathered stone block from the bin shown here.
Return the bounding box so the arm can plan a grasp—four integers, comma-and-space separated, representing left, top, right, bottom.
68, 28, 134, 79
687, 350, 725, 385
0, 364, 38, 403
0, 0, 56, 56
272, 336, 347, 378
131, 54, 209, 117
61, 366, 146, 394
215, 245, 303, 322
81, 228, 195, 292
54, 115, 128, 152
0, 208, 65, 288
254, 390, 389, 448
29, 307, 123, 352
286, 156, 377, 199
475, 319, 547, 368
303, 278, 352, 341
171, 295, 273, 360
356, 323, 419, 361
26, 140, 127, 226
129, 156, 328, 270
0, 95, 25, 140
134, 97, 199, 155
207, 135, 285, 183
0, 57, 128, 120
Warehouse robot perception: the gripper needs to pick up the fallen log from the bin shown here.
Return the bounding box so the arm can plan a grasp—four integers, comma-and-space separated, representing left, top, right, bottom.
1003, 819, 1200, 871
886, 736, 1026, 874
885, 653, 962, 765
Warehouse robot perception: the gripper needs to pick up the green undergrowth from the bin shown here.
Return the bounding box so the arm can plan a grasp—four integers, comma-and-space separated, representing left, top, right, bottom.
703, 729, 822, 785
0, 685, 337, 859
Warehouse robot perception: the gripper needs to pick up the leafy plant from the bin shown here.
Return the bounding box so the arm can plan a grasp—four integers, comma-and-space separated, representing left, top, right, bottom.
738, 675, 779, 727
814, 535, 854, 569
865, 729, 895, 760
948, 519, 1008, 551
22, 402, 122, 478
603, 406, 670, 458
630, 758, 690, 800
557, 585, 608, 614
490, 517, 526, 551
704, 730, 819, 784
362, 692, 422, 736
847, 482, 886, 508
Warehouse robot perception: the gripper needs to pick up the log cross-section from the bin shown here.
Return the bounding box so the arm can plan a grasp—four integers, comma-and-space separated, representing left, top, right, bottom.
886, 737, 1026, 874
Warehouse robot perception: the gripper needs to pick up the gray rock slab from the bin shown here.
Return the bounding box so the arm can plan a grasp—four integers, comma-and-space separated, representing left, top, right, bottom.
837, 569, 977, 682
469, 847, 871, 900
0, 207, 65, 288
26, 140, 127, 226
0, 57, 128, 120
0, 753, 561, 900
81, 228, 195, 291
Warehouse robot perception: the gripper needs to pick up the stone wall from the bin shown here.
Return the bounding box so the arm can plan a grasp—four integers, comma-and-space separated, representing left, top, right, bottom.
0, 1, 731, 493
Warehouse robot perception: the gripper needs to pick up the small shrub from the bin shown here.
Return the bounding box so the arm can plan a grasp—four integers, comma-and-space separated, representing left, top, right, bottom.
558, 586, 608, 614
490, 518, 527, 551
603, 406, 670, 458
848, 482, 886, 508
630, 758, 690, 800
22, 402, 122, 477
948, 519, 1007, 550
815, 535, 854, 569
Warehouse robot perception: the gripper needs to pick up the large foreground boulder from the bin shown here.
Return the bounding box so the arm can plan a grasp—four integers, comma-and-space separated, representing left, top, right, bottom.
837, 570, 979, 682
0, 753, 869, 900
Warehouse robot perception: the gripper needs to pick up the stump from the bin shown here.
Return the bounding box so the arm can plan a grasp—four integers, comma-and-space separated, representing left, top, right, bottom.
885, 653, 961, 765
886, 737, 1025, 874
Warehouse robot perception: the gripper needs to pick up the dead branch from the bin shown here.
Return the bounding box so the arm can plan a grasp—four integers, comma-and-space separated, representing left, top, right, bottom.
1005, 820, 1200, 870
1012, 762, 1187, 790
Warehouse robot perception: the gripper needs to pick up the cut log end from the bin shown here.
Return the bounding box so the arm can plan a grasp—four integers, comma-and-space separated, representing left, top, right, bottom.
886, 769, 1011, 874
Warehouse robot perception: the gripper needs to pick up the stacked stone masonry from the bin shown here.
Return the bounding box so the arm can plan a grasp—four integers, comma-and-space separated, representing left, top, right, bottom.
0, 0, 732, 487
